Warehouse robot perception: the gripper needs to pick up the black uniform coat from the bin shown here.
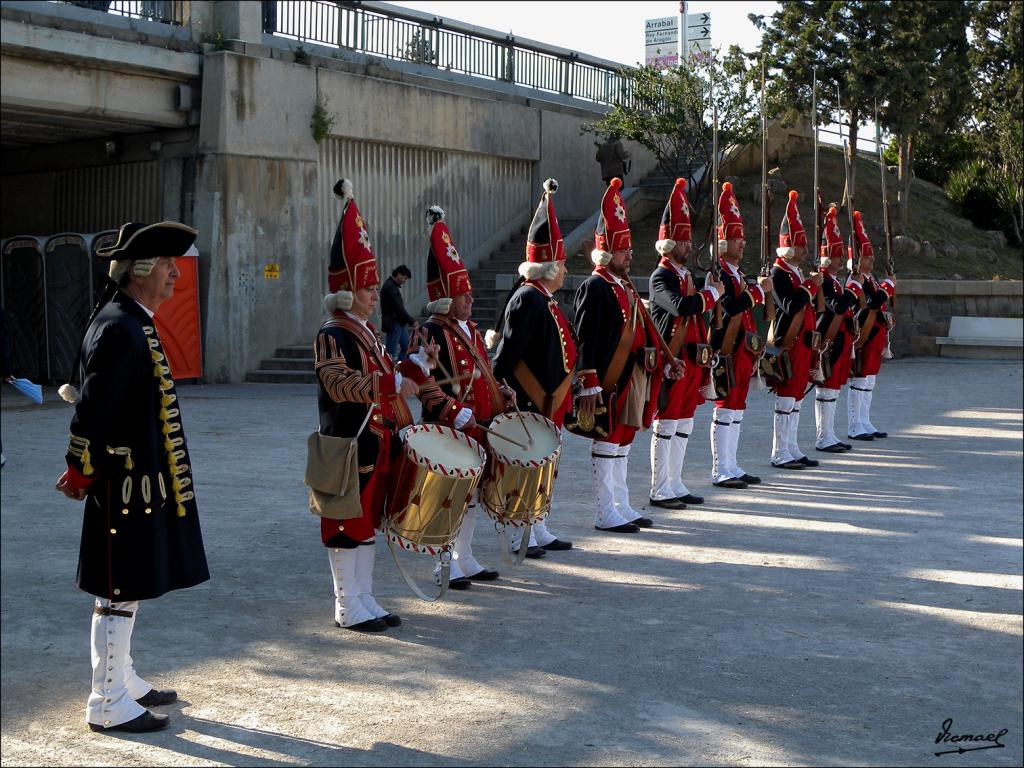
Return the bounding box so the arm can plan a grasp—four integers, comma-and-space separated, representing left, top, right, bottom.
770, 260, 815, 345
858, 275, 891, 345
818, 273, 858, 366
65, 291, 208, 602
492, 281, 577, 415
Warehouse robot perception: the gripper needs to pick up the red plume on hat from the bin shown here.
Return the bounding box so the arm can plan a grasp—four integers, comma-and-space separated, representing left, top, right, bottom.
592, 177, 631, 265
526, 178, 565, 264
658, 178, 692, 243
717, 181, 745, 245
426, 206, 472, 302
328, 178, 380, 295
778, 190, 807, 255
851, 210, 874, 260
820, 205, 844, 264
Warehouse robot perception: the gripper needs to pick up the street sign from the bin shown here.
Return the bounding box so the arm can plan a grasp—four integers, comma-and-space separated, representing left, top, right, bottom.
686, 12, 711, 41
645, 15, 678, 67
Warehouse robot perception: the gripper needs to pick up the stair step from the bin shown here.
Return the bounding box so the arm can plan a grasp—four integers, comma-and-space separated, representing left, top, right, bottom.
275, 345, 311, 358
245, 370, 318, 384
258, 357, 313, 370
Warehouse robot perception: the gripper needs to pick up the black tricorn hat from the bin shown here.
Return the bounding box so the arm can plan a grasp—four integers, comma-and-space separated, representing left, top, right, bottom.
96, 221, 197, 261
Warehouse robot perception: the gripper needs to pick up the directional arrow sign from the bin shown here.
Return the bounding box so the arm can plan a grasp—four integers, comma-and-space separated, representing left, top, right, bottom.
689, 26, 711, 39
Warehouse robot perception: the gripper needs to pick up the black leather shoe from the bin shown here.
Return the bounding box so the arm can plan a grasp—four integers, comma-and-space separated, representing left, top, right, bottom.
379, 613, 402, 627
631, 516, 654, 528
468, 568, 501, 580
541, 539, 573, 551
816, 443, 847, 453
772, 460, 805, 469
740, 474, 761, 485
679, 494, 704, 504
335, 617, 388, 632
712, 477, 747, 489
89, 711, 169, 733
446, 577, 472, 590
524, 546, 548, 559
849, 433, 874, 441
796, 456, 819, 467
135, 688, 177, 707
837, 441, 852, 450
595, 522, 640, 533
649, 497, 687, 510
872, 431, 888, 438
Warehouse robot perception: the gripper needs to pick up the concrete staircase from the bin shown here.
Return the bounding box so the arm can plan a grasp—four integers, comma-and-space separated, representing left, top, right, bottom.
245, 344, 315, 384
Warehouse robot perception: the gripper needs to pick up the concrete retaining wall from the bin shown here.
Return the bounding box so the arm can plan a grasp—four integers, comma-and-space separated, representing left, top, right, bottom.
891, 279, 1024, 357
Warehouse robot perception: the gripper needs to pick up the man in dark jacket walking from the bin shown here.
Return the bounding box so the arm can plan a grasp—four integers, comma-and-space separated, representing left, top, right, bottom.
381, 265, 416, 360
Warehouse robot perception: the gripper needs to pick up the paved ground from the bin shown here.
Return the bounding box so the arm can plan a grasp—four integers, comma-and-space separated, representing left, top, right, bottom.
1, 357, 1022, 767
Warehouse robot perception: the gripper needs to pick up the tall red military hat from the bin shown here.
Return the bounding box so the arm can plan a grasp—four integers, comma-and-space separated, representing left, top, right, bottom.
328, 178, 380, 294
425, 206, 471, 301
850, 210, 874, 266
593, 177, 631, 258
778, 189, 807, 252
820, 205, 844, 265
658, 178, 692, 243
526, 178, 565, 264
717, 181, 745, 245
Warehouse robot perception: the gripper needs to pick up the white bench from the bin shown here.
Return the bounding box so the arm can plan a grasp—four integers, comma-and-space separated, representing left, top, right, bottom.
936, 316, 1023, 359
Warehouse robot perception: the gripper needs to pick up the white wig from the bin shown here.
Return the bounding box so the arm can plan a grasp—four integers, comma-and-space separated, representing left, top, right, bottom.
655, 239, 676, 256
426, 297, 452, 316
518, 261, 561, 281
323, 290, 354, 314
591, 248, 612, 266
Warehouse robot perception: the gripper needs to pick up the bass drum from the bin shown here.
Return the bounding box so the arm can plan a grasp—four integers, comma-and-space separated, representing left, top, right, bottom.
480, 412, 562, 527
384, 424, 486, 555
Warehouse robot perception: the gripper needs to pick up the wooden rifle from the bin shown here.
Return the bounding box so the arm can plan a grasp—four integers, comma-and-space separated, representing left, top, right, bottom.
759, 56, 776, 326
811, 68, 824, 313
875, 101, 896, 309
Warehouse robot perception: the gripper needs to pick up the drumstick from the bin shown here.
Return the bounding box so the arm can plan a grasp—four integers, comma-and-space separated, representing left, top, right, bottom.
501, 378, 534, 447
415, 371, 473, 394
415, 327, 462, 395
476, 424, 529, 451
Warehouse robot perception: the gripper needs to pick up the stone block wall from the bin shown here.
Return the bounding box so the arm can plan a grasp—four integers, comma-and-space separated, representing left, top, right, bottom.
891, 280, 1023, 357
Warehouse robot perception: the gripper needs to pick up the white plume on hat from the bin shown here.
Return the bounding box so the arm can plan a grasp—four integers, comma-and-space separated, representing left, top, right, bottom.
59, 383, 79, 404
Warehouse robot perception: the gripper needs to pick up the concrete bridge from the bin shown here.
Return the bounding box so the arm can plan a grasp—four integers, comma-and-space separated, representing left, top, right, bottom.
1, 0, 657, 382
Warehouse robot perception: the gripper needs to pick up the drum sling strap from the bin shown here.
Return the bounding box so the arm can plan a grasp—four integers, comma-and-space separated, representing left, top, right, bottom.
512, 360, 572, 421
386, 535, 451, 602
440, 317, 505, 409
601, 299, 638, 391
497, 520, 532, 567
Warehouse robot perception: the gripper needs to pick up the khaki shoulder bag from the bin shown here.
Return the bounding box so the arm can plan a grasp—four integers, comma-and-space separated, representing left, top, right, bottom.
305, 409, 373, 520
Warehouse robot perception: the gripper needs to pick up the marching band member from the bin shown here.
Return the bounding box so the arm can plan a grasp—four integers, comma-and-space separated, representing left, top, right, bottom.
492, 178, 577, 553
814, 205, 856, 453
709, 182, 773, 489
846, 211, 896, 440
405, 206, 515, 587
769, 191, 822, 470
55, 221, 209, 733
570, 178, 675, 533
316, 179, 434, 632
648, 179, 723, 508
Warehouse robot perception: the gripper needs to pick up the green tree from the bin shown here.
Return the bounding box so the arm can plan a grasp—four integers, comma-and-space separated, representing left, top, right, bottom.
401, 29, 435, 65
751, 1, 888, 202
969, 0, 1023, 243
881, 0, 971, 230
581, 51, 760, 243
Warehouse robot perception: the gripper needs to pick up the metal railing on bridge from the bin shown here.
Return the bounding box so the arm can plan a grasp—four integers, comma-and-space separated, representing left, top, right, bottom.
58, 0, 186, 26
264, 0, 638, 108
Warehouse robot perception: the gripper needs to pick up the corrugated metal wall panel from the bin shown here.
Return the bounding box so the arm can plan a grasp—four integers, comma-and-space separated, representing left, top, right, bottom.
318, 138, 530, 313
55, 161, 163, 233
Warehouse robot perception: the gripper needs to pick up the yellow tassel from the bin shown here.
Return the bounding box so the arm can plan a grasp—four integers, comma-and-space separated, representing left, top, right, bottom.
161, 393, 175, 407
176, 503, 186, 517
124, 454, 134, 471
164, 437, 174, 453
160, 408, 169, 421
81, 446, 94, 476
153, 364, 162, 377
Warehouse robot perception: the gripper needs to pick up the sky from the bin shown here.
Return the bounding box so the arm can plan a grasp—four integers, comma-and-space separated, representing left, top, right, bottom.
389, 1, 780, 65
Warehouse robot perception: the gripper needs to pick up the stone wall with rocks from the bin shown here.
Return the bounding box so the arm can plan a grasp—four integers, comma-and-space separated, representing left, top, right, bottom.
892, 279, 1023, 356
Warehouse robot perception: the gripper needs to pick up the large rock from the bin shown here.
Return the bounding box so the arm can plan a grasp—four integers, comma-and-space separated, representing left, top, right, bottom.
921, 241, 938, 262
984, 230, 1008, 249
892, 235, 920, 258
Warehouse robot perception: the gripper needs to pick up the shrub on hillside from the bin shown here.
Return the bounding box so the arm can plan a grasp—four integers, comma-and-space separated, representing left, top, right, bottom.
945, 160, 1020, 245
887, 133, 978, 187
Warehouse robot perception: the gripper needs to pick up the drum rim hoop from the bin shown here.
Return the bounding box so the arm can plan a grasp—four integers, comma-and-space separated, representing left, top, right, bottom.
383, 528, 454, 556
402, 423, 487, 478
485, 412, 562, 467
